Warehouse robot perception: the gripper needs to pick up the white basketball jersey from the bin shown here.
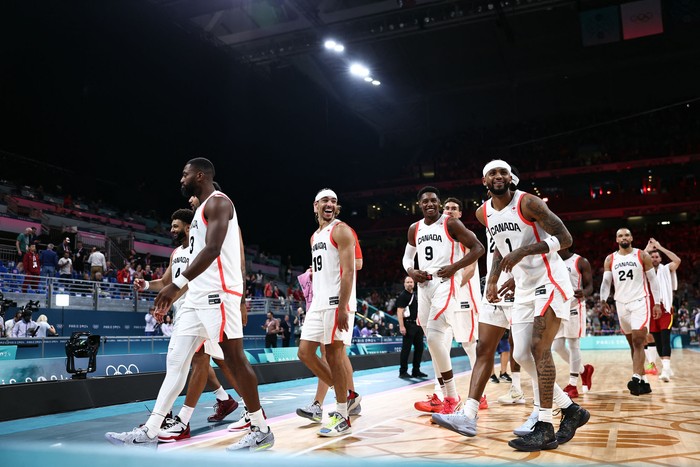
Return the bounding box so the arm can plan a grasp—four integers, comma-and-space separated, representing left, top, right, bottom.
482, 190, 572, 302
482, 231, 515, 307
611, 248, 648, 303
563, 254, 583, 312
183, 190, 244, 308
308, 219, 357, 312
414, 214, 460, 274
170, 245, 190, 313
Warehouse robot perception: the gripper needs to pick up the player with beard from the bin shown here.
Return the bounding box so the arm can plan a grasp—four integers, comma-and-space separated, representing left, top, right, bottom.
600, 229, 661, 395
433, 160, 589, 452
403, 186, 485, 416
106, 208, 240, 444
111, 158, 273, 451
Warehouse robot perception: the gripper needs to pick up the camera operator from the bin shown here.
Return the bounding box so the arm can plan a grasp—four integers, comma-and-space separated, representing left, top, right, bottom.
12, 308, 38, 337
4, 311, 21, 337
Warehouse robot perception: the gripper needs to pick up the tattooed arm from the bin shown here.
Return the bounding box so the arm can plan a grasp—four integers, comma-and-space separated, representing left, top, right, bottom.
500, 193, 572, 273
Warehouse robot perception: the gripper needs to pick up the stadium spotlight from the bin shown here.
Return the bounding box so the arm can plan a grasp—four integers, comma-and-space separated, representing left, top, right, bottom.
364, 76, 373, 82
350, 63, 370, 78
372, 80, 381, 86
324, 40, 337, 50
334, 44, 345, 52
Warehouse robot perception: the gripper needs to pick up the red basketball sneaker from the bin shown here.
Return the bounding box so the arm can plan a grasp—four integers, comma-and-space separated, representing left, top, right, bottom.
414, 393, 444, 413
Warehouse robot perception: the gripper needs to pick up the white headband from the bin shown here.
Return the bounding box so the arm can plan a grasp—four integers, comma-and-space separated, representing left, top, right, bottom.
314, 189, 338, 202
482, 159, 512, 177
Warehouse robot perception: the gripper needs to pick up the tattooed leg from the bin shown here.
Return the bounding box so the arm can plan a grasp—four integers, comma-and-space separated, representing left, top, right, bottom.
531, 307, 561, 410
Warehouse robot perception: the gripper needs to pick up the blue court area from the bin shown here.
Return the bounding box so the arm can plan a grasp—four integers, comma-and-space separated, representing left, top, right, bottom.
0, 356, 475, 466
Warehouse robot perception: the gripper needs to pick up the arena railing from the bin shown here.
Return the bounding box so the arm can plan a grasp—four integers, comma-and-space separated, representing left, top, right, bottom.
0, 272, 304, 314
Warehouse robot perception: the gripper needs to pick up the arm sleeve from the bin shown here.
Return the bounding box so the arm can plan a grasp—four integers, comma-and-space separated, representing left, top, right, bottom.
402, 243, 417, 273
600, 271, 613, 301
646, 269, 662, 304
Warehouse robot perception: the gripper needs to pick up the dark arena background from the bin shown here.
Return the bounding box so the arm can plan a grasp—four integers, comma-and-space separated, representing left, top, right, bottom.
1, 0, 699, 465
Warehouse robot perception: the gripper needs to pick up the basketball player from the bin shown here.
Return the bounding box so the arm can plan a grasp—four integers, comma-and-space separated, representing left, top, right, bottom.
145, 209, 243, 442
138, 158, 272, 450
433, 160, 589, 452
295, 226, 363, 425
402, 186, 485, 415
443, 197, 488, 409
551, 248, 595, 398
296, 188, 359, 436
600, 228, 662, 395
644, 238, 680, 382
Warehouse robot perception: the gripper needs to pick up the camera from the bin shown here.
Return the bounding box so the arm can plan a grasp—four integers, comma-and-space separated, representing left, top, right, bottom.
0, 292, 17, 318
65, 331, 101, 379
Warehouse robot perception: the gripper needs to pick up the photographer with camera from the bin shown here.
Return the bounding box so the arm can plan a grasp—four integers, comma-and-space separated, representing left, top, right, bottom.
12, 306, 38, 337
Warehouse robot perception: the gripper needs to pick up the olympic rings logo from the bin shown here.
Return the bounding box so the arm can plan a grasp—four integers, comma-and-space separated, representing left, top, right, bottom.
105, 364, 140, 376
630, 12, 653, 23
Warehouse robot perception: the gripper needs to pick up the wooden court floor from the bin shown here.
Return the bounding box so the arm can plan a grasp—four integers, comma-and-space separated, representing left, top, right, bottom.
163, 349, 700, 465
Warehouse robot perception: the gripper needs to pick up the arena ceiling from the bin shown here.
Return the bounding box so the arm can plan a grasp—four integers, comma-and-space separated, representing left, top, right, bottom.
150, 0, 700, 148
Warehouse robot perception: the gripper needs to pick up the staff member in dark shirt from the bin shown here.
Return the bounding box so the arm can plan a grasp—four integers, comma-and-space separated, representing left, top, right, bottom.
397, 276, 427, 378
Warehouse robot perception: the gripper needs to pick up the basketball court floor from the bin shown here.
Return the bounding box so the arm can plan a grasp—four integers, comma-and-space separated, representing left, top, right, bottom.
2, 349, 699, 466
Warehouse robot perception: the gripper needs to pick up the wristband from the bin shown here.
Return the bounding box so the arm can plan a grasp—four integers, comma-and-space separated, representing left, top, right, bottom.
143, 281, 150, 291
544, 236, 561, 253
172, 274, 189, 290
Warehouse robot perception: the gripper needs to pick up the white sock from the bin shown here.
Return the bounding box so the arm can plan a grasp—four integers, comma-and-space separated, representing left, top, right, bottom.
511, 372, 522, 392
214, 386, 228, 400
633, 373, 642, 380
538, 407, 553, 424
662, 359, 671, 371
444, 377, 458, 399
144, 413, 165, 437
464, 398, 480, 419
249, 408, 268, 432
336, 402, 349, 419
553, 384, 573, 409
569, 375, 578, 386
178, 405, 195, 425
647, 346, 659, 364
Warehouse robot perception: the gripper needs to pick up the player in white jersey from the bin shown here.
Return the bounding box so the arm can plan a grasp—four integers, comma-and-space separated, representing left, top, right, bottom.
600, 228, 661, 396
296, 188, 358, 437
155, 157, 272, 451
644, 238, 681, 382
551, 248, 594, 398
434, 160, 589, 452
402, 186, 485, 416
443, 197, 487, 409
106, 208, 240, 445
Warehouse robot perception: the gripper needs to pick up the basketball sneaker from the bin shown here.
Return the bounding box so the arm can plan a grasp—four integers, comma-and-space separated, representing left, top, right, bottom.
489, 374, 500, 384
208, 395, 239, 422
347, 391, 362, 416
508, 421, 558, 452
158, 415, 190, 443
580, 364, 594, 393
555, 403, 590, 444
563, 384, 579, 399
644, 362, 658, 375
105, 426, 158, 448
438, 396, 462, 415
499, 372, 512, 382
431, 410, 477, 437
479, 395, 488, 410
659, 369, 671, 382
628, 377, 652, 396
296, 401, 323, 423
513, 412, 539, 436
414, 393, 444, 413
228, 407, 267, 432
498, 386, 526, 404
318, 412, 352, 437
226, 426, 275, 452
